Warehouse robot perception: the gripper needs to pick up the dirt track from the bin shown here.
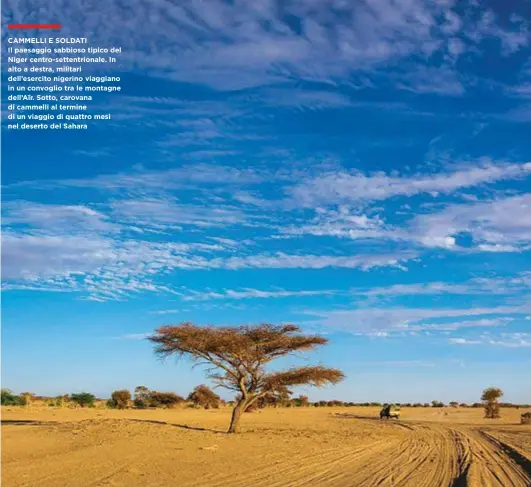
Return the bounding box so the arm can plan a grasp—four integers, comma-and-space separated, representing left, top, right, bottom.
2, 407, 530, 487
330, 415, 530, 487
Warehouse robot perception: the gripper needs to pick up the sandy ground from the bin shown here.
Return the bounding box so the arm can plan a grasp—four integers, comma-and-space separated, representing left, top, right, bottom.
2, 406, 530, 487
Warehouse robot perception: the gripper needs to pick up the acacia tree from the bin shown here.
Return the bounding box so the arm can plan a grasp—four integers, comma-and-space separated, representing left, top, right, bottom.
149, 323, 344, 433
481, 387, 503, 419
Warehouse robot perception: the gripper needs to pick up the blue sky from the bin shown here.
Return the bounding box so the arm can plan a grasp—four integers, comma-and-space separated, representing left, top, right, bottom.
1, 0, 530, 403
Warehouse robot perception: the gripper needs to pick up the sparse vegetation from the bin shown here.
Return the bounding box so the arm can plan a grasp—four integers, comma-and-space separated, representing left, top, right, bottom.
521, 412, 531, 425
257, 385, 292, 408
187, 385, 221, 409
1, 389, 26, 406
133, 386, 151, 409
149, 323, 344, 433
131, 386, 184, 408
293, 395, 310, 407
482, 387, 503, 419
20, 392, 36, 406
149, 391, 185, 408
70, 392, 96, 408
107, 389, 132, 409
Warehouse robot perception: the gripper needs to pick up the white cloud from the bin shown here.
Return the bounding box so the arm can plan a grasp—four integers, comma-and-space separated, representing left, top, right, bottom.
288, 162, 531, 207
401, 318, 512, 332
9, 163, 265, 193
2, 224, 416, 300
449, 333, 531, 348
304, 305, 529, 334
283, 188, 531, 253
2, 0, 529, 93
412, 193, 531, 250
2, 202, 117, 232
449, 337, 482, 345
110, 198, 251, 228
181, 288, 337, 301
359, 275, 531, 297
217, 252, 416, 271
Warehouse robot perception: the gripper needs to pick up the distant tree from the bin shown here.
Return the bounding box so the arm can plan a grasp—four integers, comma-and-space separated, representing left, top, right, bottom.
187, 385, 221, 409
257, 385, 292, 408
108, 389, 132, 409
149, 391, 184, 408
70, 392, 96, 408
481, 387, 503, 419
53, 394, 70, 407
431, 400, 444, 408
19, 392, 36, 406
293, 395, 309, 407
1, 389, 25, 406
149, 323, 344, 433
449, 401, 459, 408
133, 386, 151, 409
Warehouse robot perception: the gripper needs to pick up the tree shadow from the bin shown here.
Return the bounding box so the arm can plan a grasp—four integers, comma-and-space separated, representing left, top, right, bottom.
1, 420, 50, 426
128, 419, 226, 434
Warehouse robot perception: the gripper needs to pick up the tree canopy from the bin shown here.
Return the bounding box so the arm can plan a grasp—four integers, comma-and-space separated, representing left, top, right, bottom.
481, 387, 503, 402
149, 323, 344, 433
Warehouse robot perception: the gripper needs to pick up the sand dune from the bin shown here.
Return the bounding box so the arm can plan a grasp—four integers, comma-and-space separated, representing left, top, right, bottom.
2, 406, 530, 486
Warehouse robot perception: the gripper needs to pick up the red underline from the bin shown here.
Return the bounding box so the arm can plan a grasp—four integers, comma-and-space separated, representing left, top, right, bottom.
8, 24, 62, 29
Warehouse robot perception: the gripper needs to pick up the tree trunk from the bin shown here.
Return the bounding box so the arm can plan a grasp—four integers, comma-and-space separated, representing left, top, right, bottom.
228, 399, 247, 434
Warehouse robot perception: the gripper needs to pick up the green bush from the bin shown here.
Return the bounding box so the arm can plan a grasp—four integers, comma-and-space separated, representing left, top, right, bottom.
70, 392, 96, 408
1, 389, 26, 406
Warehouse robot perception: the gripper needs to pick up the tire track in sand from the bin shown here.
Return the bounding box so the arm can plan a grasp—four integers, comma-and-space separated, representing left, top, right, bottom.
198, 420, 530, 487
342, 422, 530, 487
